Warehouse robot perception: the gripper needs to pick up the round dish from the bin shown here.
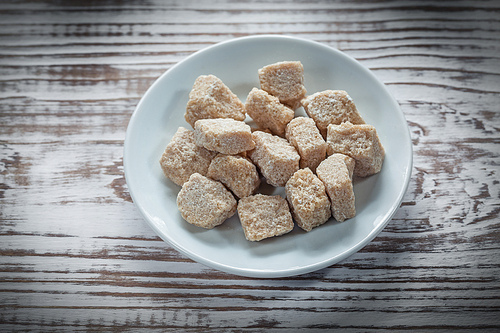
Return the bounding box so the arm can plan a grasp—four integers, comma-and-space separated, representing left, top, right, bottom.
123, 35, 412, 278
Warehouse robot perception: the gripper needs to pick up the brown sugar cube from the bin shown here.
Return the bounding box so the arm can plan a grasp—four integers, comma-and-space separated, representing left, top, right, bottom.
326, 122, 385, 177
301, 90, 365, 138
194, 118, 255, 155
176, 173, 237, 229
285, 117, 327, 172
316, 154, 356, 222
159, 127, 217, 186
245, 88, 295, 137
237, 194, 294, 241
285, 168, 331, 232
247, 131, 300, 187
258, 61, 306, 109
185, 74, 246, 128
207, 154, 260, 199
250, 127, 273, 135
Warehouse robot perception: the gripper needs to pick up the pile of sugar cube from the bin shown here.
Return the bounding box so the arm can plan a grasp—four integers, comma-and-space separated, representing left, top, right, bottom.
159, 61, 385, 242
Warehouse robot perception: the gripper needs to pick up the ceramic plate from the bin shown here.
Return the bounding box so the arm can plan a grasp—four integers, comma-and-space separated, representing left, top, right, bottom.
124, 35, 412, 278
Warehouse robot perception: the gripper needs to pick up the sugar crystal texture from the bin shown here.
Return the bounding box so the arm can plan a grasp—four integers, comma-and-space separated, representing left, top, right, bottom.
316, 154, 356, 222
247, 131, 300, 187
301, 90, 365, 138
285, 168, 331, 231
245, 88, 295, 137
258, 61, 306, 109
326, 122, 385, 177
207, 154, 260, 199
185, 75, 246, 128
285, 117, 327, 172
237, 194, 294, 241
176, 173, 237, 229
159, 127, 217, 186
194, 118, 255, 155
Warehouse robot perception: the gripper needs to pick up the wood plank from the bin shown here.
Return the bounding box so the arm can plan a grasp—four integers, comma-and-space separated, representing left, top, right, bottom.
1, 0, 499, 330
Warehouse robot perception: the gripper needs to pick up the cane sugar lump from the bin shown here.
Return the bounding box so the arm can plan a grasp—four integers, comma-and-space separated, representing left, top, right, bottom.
207, 154, 260, 199
258, 61, 306, 109
185, 75, 246, 128
237, 194, 294, 241
159, 127, 217, 186
301, 90, 365, 138
247, 131, 300, 187
245, 88, 295, 137
326, 122, 385, 177
250, 127, 273, 135
285, 168, 331, 232
285, 117, 327, 172
316, 154, 356, 222
194, 118, 255, 155
176, 173, 237, 229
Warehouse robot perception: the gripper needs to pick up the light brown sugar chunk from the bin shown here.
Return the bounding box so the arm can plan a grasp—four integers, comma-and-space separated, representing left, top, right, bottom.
176, 173, 237, 229
185, 75, 246, 128
194, 118, 255, 155
247, 131, 300, 187
258, 61, 306, 109
207, 154, 261, 199
316, 154, 356, 222
245, 88, 295, 137
250, 127, 273, 135
237, 194, 294, 241
285, 117, 327, 172
301, 90, 365, 138
159, 127, 217, 186
326, 122, 385, 177
285, 168, 331, 232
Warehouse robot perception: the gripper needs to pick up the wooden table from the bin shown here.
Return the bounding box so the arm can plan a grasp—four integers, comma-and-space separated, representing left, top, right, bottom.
1, 1, 499, 331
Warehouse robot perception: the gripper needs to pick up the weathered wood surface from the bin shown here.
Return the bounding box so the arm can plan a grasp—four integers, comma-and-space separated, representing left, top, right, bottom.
1, 0, 499, 331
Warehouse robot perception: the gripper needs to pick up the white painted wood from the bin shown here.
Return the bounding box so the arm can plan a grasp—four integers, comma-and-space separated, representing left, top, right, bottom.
1, 0, 499, 331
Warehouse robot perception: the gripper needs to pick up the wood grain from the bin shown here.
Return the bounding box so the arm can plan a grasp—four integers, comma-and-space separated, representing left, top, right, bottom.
1, 0, 499, 331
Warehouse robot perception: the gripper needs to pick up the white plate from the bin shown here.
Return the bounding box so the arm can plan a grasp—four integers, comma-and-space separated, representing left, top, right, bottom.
124, 35, 412, 278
